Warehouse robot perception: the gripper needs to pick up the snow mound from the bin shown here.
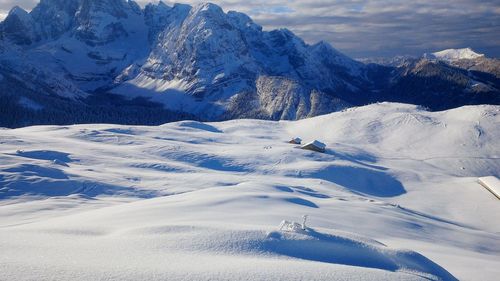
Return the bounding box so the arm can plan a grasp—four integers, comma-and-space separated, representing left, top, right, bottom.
123, 225, 456, 280
264, 229, 457, 280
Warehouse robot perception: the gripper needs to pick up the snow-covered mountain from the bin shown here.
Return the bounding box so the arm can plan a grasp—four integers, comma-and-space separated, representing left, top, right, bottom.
424, 48, 485, 62
423, 48, 500, 81
115, 3, 367, 119
0, 1, 498, 127
360, 48, 500, 110
0, 1, 365, 121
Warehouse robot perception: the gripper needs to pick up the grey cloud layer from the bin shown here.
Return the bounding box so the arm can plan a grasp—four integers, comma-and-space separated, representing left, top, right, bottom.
1, 0, 498, 58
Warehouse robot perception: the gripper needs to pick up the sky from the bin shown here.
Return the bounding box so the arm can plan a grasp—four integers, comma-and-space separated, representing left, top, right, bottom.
0, 0, 499, 58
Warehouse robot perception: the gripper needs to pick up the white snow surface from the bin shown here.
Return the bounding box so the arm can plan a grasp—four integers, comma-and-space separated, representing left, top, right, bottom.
425, 48, 485, 62
1, 103, 499, 281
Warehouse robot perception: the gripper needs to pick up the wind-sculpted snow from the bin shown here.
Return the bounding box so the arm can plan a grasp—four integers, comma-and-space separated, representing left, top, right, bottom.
0, 103, 499, 280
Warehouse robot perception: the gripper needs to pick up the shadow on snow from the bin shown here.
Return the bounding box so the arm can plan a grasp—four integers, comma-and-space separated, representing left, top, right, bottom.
307, 165, 406, 197
264, 229, 457, 281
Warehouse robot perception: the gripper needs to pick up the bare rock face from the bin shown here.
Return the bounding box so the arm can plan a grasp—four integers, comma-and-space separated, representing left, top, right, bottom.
30, 0, 80, 40
450, 57, 500, 79
74, 0, 143, 46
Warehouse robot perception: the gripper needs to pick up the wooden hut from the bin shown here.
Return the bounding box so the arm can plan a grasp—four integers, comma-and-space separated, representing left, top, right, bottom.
301, 140, 326, 153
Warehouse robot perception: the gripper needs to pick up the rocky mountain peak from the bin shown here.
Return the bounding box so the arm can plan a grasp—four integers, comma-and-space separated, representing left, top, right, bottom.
1, 6, 35, 45
8, 6, 30, 18
29, 0, 79, 40
78, 0, 130, 16
194, 3, 224, 14
74, 0, 145, 45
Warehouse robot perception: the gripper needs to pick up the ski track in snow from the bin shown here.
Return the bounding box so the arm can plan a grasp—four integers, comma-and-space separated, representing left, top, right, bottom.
0, 103, 499, 281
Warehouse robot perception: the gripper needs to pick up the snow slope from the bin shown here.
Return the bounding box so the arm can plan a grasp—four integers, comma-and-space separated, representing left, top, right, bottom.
0, 103, 499, 280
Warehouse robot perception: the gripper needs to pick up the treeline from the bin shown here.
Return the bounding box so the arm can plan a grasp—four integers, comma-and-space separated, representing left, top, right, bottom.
0, 91, 196, 129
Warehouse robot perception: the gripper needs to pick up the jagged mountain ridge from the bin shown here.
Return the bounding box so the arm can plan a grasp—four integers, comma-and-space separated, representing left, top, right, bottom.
0, 0, 498, 128
0, 0, 368, 122
114, 3, 366, 119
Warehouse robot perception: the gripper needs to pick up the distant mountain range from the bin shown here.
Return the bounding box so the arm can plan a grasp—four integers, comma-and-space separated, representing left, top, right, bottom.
0, 0, 499, 128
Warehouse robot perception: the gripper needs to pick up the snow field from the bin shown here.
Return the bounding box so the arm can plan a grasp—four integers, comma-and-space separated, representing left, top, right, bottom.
0, 103, 499, 280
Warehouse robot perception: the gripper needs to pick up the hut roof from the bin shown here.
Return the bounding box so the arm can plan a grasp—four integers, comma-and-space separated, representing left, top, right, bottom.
478, 176, 500, 200
301, 140, 326, 153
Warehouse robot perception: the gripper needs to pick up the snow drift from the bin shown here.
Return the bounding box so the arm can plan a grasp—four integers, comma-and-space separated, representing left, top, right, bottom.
0, 103, 499, 280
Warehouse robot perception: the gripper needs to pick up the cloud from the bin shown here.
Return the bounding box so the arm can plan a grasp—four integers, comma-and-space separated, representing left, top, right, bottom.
0, 0, 498, 58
